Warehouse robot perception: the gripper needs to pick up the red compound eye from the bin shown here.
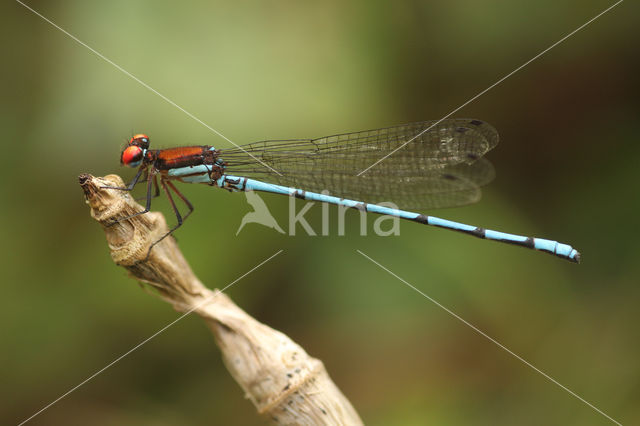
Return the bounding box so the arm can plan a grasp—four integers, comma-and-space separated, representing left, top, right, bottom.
121, 145, 144, 167
129, 133, 150, 149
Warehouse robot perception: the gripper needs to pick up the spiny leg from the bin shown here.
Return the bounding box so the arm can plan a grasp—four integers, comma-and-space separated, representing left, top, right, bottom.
135, 173, 160, 202
106, 168, 156, 227
165, 180, 194, 221
101, 165, 146, 191
143, 178, 194, 261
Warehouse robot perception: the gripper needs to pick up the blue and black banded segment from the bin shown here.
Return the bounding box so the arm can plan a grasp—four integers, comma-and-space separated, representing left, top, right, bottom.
412, 215, 580, 263
221, 175, 580, 263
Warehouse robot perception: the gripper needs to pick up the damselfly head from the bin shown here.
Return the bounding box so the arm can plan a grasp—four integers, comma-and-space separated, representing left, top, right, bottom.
121, 133, 150, 167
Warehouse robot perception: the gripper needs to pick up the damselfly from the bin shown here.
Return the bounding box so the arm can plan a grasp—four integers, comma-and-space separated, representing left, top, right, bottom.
104, 119, 580, 263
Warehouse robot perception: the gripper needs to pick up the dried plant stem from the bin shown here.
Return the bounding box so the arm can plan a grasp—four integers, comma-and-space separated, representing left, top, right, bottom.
79, 173, 363, 426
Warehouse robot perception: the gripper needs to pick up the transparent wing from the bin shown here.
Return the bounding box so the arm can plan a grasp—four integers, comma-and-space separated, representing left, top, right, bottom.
219, 118, 499, 210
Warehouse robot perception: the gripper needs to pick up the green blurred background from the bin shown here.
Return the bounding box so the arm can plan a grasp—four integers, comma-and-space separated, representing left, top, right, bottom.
2, 0, 638, 424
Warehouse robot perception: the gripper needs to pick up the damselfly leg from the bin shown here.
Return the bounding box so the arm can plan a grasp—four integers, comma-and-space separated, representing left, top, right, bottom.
103, 167, 156, 227
134, 172, 160, 202
101, 165, 146, 192
142, 178, 194, 261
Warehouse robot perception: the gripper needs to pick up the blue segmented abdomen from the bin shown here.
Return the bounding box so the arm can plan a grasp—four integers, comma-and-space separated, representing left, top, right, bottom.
218, 174, 580, 263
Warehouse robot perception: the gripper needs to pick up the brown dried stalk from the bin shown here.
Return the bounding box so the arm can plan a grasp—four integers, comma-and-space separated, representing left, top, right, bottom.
79, 173, 363, 426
